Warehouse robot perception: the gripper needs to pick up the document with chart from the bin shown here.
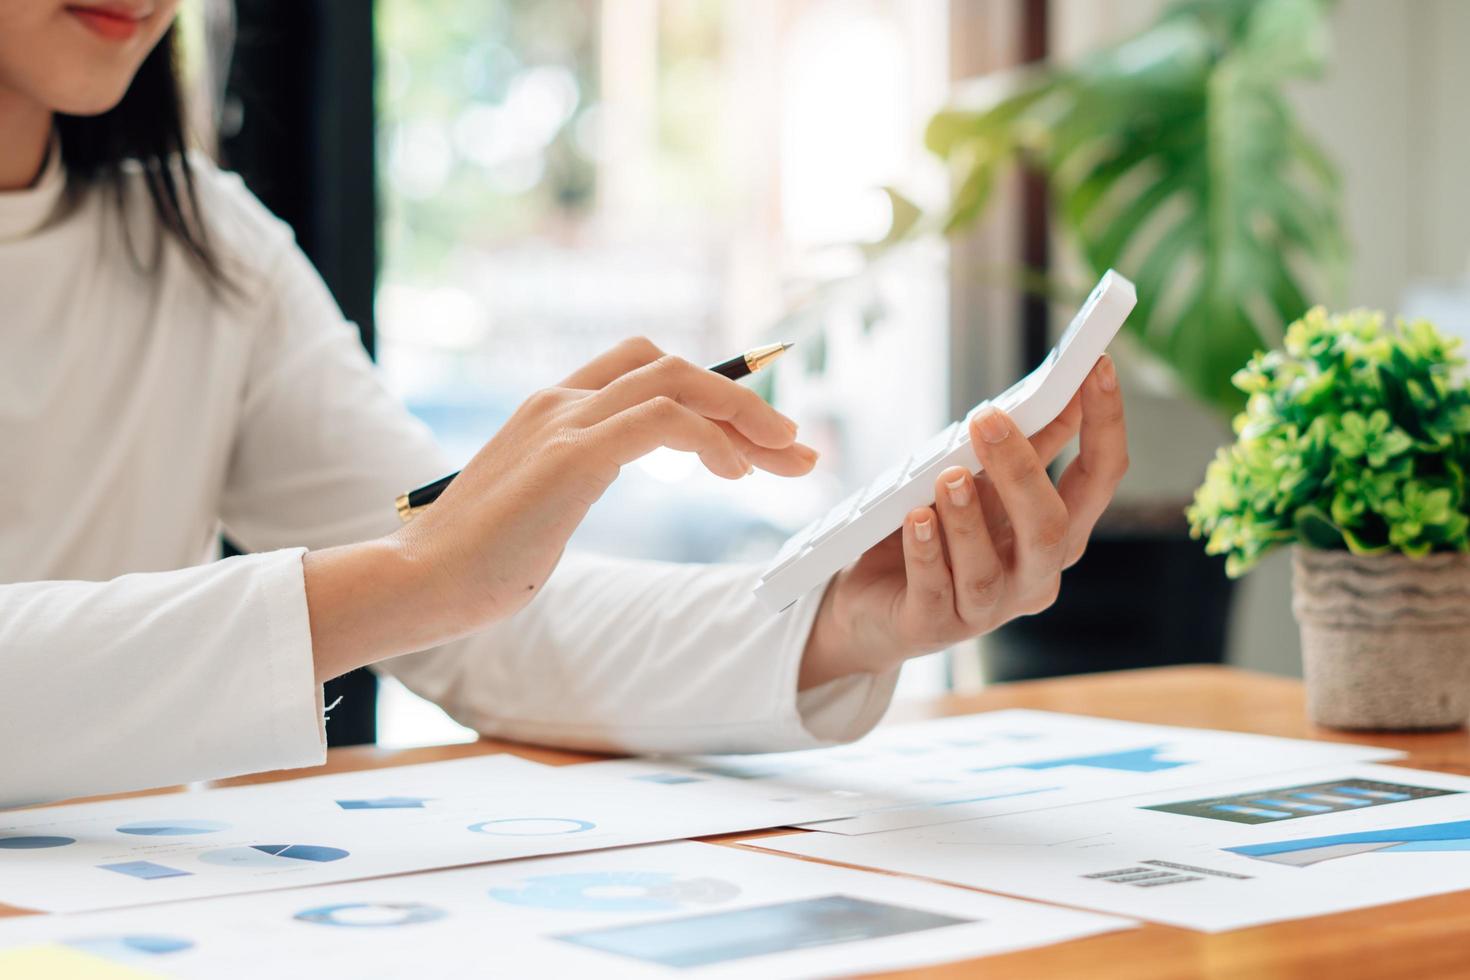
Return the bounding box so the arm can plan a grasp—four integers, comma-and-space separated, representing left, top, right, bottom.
761, 763, 1470, 931
0, 755, 864, 914
585, 710, 1401, 836
0, 842, 1133, 979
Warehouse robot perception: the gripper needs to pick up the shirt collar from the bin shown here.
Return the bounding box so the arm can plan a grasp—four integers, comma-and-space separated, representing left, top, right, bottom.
0, 140, 65, 243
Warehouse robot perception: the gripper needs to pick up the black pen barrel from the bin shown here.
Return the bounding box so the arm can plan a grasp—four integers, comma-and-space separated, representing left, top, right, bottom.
407, 471, 458, 510
707, 354, 752, 380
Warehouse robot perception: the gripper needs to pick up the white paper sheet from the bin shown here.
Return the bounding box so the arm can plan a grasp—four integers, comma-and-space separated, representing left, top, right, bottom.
0, 842, 1133, 979
0, 755, 865, 914
760, 763, 1470, 931
584, 710, 1401, 835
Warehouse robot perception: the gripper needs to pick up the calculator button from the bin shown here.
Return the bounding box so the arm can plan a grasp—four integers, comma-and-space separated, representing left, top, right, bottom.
763, 541, 811, 578
905, 422, 959, 475
809, 517, 851, 547
771, 527, 811, 563
857, 463, 907, 511
764, 517, 819, 573
808, 492, 863, 545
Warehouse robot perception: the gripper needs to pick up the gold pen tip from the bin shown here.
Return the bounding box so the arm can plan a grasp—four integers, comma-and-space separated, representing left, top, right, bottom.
742, 341, 794, 373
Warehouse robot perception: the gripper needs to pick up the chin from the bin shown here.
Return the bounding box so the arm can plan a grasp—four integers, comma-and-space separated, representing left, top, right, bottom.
19, 25, 161, 117
46, 75, 136, 117
53, 91, 131, 116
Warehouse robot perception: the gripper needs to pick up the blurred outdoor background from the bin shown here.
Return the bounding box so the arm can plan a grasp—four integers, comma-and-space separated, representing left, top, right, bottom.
208, 1, 1470, 747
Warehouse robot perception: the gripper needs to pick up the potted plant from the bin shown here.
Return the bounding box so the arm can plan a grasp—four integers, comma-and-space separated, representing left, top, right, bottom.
875, 0, 1348, 677
1188, 308, 1470, 730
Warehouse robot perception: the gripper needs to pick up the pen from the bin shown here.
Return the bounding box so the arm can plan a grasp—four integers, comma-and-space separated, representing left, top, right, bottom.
396, 341, 794, 521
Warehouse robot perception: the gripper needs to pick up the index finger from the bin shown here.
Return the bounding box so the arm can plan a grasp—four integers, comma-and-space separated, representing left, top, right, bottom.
587, 355, 799, 450
559, 336, 664, 389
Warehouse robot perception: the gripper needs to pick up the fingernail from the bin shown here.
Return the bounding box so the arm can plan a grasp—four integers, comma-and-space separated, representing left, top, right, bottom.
976, 408, 1009, 444
781, 414, 799, 433
914, 518, 933, 542
744, 463, 755, 477
795, 443, 820, 462
945, 475, 970, 507
1097, 355, 1118, 392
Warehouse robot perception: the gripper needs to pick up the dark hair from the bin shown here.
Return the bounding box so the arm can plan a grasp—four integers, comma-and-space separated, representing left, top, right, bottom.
53, 25, 224, 282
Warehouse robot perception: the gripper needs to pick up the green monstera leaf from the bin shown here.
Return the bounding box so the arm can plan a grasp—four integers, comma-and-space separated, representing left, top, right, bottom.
925, 0, 1347, 416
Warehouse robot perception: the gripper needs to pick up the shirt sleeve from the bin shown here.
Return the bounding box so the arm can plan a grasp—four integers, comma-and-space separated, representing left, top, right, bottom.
207, 167, 899, 755
382, 556, 900, 755
0, 551, 324, 809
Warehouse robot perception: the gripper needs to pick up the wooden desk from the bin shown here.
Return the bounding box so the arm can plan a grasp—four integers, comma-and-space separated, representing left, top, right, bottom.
9, 665, 1470, 978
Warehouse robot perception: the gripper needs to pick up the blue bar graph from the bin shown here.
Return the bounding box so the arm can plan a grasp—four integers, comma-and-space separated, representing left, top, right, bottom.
1210, 805, 1292, 819
1253, 798, 1333, 813
1333, 787, 1411, 801
1292, 793, 1371, 807
1147, 778, 1456, 825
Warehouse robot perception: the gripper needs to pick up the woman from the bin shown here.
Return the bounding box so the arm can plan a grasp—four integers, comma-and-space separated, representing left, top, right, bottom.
0, 2, 1128, 808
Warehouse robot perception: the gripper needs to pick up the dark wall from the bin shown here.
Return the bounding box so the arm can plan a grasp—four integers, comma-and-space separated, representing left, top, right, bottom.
220, 1, 380, 744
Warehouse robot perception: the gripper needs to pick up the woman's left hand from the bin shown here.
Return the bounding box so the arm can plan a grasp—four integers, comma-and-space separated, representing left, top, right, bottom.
798, 355, 1128, 689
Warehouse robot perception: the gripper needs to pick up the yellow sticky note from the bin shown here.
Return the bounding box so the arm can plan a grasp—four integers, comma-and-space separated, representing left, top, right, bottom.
0, 944, 164, 979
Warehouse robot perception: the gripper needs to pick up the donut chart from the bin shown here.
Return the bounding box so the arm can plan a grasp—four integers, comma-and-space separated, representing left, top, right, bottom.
467, 818, 596, 837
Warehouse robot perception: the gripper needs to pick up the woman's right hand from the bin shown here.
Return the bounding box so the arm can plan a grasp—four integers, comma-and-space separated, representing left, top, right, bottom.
304, 337, 817, 682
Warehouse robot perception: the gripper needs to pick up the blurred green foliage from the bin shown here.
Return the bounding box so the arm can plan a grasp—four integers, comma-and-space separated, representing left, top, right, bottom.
377, 0, 599, 281
378, 1, 738, 287
916, 0, 1348, 416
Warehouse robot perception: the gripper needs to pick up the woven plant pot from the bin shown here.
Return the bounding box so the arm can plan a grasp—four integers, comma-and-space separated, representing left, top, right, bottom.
1293, 547, 1470, 730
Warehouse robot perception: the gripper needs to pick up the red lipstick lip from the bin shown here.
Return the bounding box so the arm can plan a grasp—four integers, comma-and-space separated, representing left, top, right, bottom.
65, 4, 151, 41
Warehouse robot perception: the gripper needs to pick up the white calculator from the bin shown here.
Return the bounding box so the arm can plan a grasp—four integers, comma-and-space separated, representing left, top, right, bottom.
754, 269, 1137, 612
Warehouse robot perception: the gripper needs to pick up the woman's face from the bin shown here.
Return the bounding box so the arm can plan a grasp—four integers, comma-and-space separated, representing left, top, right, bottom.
0, 1, 180, 115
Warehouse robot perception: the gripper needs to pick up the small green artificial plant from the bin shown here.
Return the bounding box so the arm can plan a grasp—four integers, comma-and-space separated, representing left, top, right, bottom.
1187, 308, 1470, 576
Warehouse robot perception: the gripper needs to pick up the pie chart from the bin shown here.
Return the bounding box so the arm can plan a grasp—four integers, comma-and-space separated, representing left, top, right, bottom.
117, 820, 231, 836
0, 835, 75, 849
294, 902, 446, 927
198, 844, 350, 869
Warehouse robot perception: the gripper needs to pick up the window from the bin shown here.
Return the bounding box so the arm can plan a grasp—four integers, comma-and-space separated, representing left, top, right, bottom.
374, 0, 955, 745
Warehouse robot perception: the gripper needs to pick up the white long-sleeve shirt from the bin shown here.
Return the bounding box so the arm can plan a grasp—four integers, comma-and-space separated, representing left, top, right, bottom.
0, 150, 897, 808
